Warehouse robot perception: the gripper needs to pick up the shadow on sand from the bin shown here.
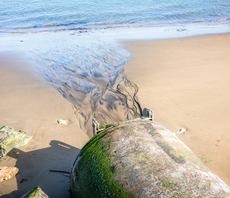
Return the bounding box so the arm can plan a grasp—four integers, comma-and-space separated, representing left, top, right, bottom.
1, 140, 80, 198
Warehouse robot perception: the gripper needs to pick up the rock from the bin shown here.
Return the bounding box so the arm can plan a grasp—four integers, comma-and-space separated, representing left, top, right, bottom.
57, 119, 68, 125
0, 126, 32, 157
172, 128, 186, 134
178, 128, 186, 133
21, 186, 49, 198
0, 167, 19, 182
70, 119, 230, 197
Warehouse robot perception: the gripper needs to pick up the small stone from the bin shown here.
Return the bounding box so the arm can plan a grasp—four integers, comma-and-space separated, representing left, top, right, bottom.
57, 119, 68, 125
172, 128, 186, 134
178, 128, 186, 133
216, 136, 221, 142
0, 167, 19, 183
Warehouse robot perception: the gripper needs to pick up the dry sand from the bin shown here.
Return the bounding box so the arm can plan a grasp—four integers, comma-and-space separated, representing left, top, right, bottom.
123, 33, 230, 186
0, 53, 89, 197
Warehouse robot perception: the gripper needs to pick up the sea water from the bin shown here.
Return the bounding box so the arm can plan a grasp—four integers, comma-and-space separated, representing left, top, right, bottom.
1, 0, 230, 33
0, 0, 229, 137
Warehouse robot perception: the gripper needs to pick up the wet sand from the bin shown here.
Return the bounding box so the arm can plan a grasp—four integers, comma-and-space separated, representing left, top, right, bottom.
0, 54, 89, 197
124, 33, 230, 186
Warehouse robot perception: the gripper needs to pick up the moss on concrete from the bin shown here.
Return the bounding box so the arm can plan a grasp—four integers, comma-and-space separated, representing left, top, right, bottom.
24, 186, 41, 198
71, 128, 133, 198
21, 186, 48, 198
70, 119, 230, 197
162, 177, 177, 189
99, 123, 113, 131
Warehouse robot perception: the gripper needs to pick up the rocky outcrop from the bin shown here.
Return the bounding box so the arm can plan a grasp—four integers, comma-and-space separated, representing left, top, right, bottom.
0, 126, 32, 158
0, 167, 19, 182
21, 186, 49, 198
70, 119, 230, 197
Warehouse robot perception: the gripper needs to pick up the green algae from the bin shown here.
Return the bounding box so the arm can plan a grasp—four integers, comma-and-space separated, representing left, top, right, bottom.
21, 186, 48, 198
71, 128, 133, 198
99, 123, 113, 131
204, 160, 212, 164
0, 126, 32, 157
162, 177, 177, 189
24, 186, 41, 198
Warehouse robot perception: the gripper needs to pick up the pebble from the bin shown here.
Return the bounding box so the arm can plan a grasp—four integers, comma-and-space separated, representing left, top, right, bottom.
172, 128, 186, 134
178, 128, 186, 133
57, 119, 68, 125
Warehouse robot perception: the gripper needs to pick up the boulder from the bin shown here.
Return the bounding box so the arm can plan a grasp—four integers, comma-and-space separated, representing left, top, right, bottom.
21, 186, 49, 198
0, 167, 19, 182
70, 119, 230, 197
0, 126, 32, 157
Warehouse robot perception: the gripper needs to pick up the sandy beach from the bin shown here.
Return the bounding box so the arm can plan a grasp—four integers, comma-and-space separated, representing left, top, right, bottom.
0, 32, 230, 197
124, 33, 230, 186
0, 54, 89, 197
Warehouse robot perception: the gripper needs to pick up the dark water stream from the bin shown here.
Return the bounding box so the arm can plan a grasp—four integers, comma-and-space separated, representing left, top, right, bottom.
30, 42, 142, 138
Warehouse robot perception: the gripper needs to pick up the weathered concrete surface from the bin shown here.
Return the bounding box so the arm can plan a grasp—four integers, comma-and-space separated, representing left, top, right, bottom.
70, 119, 230, 197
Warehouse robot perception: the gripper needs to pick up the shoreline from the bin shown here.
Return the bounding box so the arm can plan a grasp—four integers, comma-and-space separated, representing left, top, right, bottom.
123, 33, 230, 185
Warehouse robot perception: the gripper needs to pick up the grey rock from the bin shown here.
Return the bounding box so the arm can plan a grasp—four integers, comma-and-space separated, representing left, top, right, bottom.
21, 186, 49, 198
0, 126, 32, 157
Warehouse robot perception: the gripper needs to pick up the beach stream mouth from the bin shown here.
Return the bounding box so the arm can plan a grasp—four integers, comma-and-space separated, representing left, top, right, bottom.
30, 42, 142, 138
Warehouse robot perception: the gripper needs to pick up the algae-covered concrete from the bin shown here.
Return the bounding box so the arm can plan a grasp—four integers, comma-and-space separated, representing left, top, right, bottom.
70, 119, 230, 197
21, 186, 49, 198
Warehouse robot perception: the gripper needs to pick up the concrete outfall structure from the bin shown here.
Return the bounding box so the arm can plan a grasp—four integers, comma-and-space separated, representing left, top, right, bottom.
70, 119, 230, 197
